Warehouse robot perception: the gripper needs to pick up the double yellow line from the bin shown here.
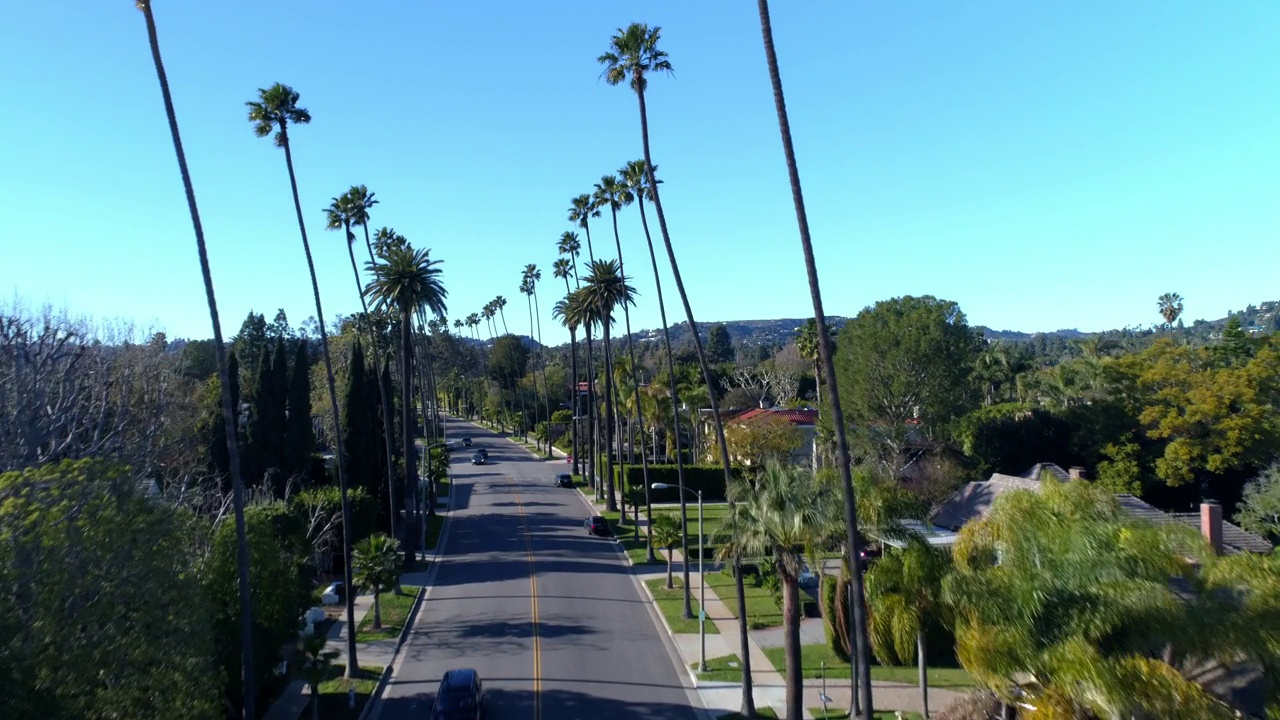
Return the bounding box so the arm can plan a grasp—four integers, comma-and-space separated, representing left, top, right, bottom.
510, 478, 541, 720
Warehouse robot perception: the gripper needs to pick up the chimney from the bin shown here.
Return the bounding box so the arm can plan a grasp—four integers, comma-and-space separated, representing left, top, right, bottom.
1201, 501, 1223, 555
1069, 466, 1087, 480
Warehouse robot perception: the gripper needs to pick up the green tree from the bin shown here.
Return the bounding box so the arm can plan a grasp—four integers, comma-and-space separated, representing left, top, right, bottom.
342, 341, 383, 528
297, 633, 338, 720
706, 323, 735, 364
1158, 291, 1185, 329
284, 340, 315, 482
568, 194, 601, 264
248, 81, 363, 675
650, 512, 682, 589
0, 459, 221, 720
521, 264, 553, 458
364, 242, 448, 565
579, 259, 637, 513
943, 478, 1257, 719
352, 533, 400, 630
599, 23, 756, 712
718, 461, 830, 720
721, 413, 804, 468
246, 340, 288, 493
835, 295, 980, 465
1236, 461, 1280, 540
864, 537, 951, 718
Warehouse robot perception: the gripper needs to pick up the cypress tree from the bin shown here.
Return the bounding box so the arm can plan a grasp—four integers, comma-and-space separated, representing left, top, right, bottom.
342, 342, 381, 518
381, 356, 399, 462
207, 350, 241, 490
284, 340, 315, 483
366, 352, 390, 532
246, 345, 286, 492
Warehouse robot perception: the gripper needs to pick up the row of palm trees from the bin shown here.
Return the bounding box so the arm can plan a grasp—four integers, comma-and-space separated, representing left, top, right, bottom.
140, 5, 449, 714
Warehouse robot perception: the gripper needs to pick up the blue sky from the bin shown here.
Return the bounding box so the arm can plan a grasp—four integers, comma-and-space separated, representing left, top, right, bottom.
1, 2, 1277, 346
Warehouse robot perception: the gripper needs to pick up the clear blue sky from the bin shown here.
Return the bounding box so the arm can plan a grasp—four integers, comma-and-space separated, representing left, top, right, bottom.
2, 2, 1277, 346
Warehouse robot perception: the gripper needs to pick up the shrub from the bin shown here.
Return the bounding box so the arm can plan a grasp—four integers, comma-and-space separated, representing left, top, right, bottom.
615, 464, 738, 502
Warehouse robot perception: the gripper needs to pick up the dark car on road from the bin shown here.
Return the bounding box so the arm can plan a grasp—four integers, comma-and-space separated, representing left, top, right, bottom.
554, 473, 573, 488
461, 437, 473, 447
431, 668, 484, 720
584, 515, 613, 538
471, 451, 486, 465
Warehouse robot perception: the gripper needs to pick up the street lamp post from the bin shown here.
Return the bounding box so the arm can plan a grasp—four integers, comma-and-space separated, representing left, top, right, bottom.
652, 482, 706, 672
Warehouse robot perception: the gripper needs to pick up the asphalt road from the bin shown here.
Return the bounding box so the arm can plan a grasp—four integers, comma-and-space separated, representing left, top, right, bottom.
372, 417, 704, 720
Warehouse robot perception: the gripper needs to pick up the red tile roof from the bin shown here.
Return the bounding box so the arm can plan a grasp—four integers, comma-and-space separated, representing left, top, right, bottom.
731, 407, 818, 426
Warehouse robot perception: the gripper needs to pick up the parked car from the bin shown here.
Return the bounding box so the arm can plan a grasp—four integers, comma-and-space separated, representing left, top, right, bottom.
554, 473, 573, 488
461, 437, 473, 447
471, 452, 486, 465
431, 668, 484, 720
584, 515, 613, 538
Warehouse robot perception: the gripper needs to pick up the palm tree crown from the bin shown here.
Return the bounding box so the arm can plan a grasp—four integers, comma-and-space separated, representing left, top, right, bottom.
364, 244, 448, 319
598, 23, 674, 93
620, 158, 659, 201
593, 174, 632, 213
578, 259, 635, 326
1158, 292, 1185, 327
245, 83, 310, 146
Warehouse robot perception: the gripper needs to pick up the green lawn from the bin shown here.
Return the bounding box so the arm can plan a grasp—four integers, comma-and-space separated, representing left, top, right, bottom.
423, 514, 445, 552
691, 653, 743, 682
313, 664, 381, 720
704, 568, 783, 629
763, 644, 974, 688
808, 710, 922, 720
644, 577, 719, 635
355, 586, 420, 642
715, 709, 778, 720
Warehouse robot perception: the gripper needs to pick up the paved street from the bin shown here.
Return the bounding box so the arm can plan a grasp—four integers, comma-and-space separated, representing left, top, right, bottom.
373, 418, 704, 720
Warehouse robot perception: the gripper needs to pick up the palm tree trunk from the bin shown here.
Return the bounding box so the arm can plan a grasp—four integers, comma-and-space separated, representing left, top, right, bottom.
635, 83, 754, 716
637, 195, 693, 609
373, 593, 383, 630
279, 128, 360, 678
533, 290, 552, 458
666, 553, 675, 589
583, 326, 598, 493
311, 683, 320, 720
783, 574, 803, 720
602, 324, 618, 513
756, 2, 874, 713
355, 224, 399, 541
412, 314, 437, 517
918, 630, 930, 718
139, 5, 256, 713
610, 206, 656, 561
526, 295, 540, 446
569, 326, 581, 477
400, 307, 419, 566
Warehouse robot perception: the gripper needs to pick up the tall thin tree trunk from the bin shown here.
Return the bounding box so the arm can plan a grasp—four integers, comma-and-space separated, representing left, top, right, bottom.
279, 130, 359, 677
602, 324, 618, 513
139, 5, 256, 714
354, 224, 398, 541
400, 309, 419, 567
637, 194, 691, 605
533, 290, 552, 458
635, 82, 753, 716
583, 326, 599, 495
783, 575, 803, 720
756, 3, 875, 715
918, 630, 930, 718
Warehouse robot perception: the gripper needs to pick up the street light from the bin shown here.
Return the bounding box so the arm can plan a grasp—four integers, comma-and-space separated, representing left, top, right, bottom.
652, 482, 706, 672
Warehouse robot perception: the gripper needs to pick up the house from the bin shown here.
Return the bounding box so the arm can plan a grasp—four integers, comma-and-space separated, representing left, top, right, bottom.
718, 406, 818, 468
930, 463, 1273, 555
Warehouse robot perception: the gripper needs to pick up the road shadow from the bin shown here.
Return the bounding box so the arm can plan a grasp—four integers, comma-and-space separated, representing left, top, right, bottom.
377, 683, 699, 720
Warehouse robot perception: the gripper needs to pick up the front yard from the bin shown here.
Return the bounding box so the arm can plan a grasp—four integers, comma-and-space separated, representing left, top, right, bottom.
355, 585, 421, 642
762, 643, 974, 688
704, 568, 784, 629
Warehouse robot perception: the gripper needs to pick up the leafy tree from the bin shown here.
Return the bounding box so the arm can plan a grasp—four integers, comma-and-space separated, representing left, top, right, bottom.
943, 478, 1267, 719
248, 81, 362, 676
706, 323, 735, 364
650, 512, 682, 589
952, 402, 1075, 482
0, 459, 221, 720
352, 534, 400, 630
207, 502, 312, 712
865, 537, 951, 718
718, 461, 831, 720
835, 295, 980, 465
721, 413, 804, 468
599, 22, 756, 714
297, 633, 338, 720
1237, 462, 1280, 540
231, 311, 269, 388
284, 339, 315, 482
200, 350, 241, 483
176, 338, 219, 381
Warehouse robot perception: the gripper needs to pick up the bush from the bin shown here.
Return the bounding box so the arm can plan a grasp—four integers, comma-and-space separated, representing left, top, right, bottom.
615, 464, 737, 502
820, 573, 849, 662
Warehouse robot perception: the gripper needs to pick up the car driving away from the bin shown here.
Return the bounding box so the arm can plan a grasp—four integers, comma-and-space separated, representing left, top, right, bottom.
431, 668, 484, 720
584, 515, 613, 538
554, 473, 573, 488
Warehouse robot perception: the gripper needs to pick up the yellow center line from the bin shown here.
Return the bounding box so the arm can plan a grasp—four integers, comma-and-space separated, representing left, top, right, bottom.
510, 477, 541, 720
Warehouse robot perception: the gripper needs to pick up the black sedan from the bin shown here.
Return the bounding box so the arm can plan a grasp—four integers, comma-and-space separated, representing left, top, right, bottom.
431, 668, 484, 720
584, 515, 613, 538
471, 452, 486, 465
554, 473, 573, 488
461, 437, 473, 447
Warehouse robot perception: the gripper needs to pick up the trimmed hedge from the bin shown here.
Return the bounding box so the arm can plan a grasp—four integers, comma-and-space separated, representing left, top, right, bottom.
615, 464, 737, 502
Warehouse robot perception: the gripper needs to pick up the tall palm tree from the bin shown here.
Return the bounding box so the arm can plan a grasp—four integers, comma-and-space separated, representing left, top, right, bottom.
865, 537, 951, 719
557, 231, 583, 286
494, 296, 510, 335
719, 461, 830, 720
466, 313, 480, 340
568, 194, 601, 264
523, 264, 553, 458
364, 243, 447, 569
754, 4, 877, 711
297, 633, 339, 720
138, 3, 256, 713
578, 260, 635, 512
562, 289, 599, 492
621, 157, 693, 600
553, 260, 581, 475
596, 170, 656, 559
1158, 292, 1184, 332
325, 189, 398, 540
599, 24, 755, 713
247, 81, 360, 678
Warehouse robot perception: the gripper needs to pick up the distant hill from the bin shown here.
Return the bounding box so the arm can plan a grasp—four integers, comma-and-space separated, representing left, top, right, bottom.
974, 327, 1093, 342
